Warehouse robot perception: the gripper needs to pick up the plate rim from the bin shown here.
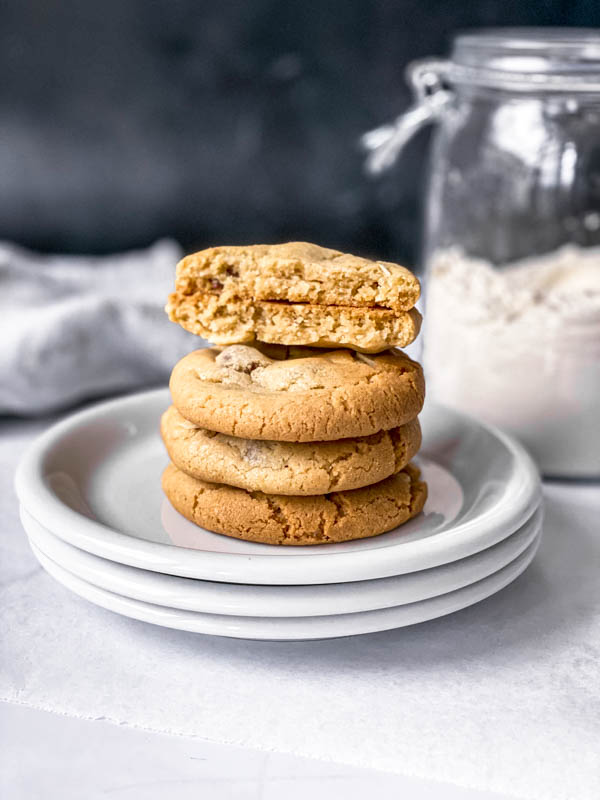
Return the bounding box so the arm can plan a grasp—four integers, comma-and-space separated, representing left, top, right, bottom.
22, 504, 544, 617
28, 535, 541, 640
15, 388, 542, 585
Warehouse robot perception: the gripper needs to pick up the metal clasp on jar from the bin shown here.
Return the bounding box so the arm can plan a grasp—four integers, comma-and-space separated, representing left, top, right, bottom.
362, 59, 453, 174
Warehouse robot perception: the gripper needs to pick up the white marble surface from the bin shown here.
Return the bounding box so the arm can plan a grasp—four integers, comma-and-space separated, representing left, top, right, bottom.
1, 703, 513, 799
1, 408, 599, 800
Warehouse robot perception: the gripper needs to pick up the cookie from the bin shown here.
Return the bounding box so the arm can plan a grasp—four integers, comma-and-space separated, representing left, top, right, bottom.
169, 344, 425, 442
162, 461, 428, 545
166, 292, 421, 353
166, 241, 422, 352
161, 404, 422, 495
169, 241, 420, 312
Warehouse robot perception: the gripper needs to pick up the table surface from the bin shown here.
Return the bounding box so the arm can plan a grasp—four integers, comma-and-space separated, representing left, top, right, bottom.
1, 406, 599, 800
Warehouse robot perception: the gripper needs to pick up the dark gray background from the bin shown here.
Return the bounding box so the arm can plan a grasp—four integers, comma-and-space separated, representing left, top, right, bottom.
2, 1, 599, 266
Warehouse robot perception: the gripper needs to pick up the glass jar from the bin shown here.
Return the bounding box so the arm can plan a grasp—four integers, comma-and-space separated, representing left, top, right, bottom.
365, 28, 600, 479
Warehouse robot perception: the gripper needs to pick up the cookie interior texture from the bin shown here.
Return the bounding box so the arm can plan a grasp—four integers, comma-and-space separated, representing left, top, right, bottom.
166, 292, 421, 353
162, 461, 428, 545
170, 241, 420, 311
161, 404, 422, 495
166, 242, 422, 353
169, 345, 425, 442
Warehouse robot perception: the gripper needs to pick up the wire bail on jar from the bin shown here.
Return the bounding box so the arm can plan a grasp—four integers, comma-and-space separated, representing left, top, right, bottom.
362, 59, 453, 175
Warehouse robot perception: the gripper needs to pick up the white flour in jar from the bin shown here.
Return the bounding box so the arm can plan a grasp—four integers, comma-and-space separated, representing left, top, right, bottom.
423, 245, 600, 476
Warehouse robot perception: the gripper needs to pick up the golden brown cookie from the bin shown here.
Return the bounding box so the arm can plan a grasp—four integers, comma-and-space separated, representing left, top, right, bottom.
169, 344, 425, 442
166, 292, 421, 353
161, 404, 422, 495
170, 241, 420, 311
166, 242, 422, 353
162, 461, 428, 545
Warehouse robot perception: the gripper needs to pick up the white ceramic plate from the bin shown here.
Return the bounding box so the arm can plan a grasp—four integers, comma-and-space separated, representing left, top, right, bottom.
22, 505, 543, 617
29, 536, 540, 640
15, 389, 541, 585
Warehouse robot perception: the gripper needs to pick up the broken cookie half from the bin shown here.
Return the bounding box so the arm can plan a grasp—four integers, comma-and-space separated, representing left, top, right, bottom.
166, 241, 421, 353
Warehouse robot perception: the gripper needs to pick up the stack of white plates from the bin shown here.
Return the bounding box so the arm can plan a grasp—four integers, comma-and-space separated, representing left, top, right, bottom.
15, 389, 543, 641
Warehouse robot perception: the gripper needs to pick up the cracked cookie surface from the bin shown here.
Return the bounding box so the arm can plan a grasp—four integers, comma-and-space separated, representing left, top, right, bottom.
162, 461, 428, 545
166, 241, 422, 353
161, 404, 422, 495
169, 344, 425, 442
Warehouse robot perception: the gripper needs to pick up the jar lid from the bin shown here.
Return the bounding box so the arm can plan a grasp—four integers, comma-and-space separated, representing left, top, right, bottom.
447, 28, 600, 91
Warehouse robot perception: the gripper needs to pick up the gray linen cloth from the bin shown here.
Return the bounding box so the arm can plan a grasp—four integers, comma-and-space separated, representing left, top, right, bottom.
1, 239, 200, 415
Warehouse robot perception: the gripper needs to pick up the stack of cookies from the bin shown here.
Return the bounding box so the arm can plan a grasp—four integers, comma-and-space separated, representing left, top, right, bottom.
161, 242, 427, 545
